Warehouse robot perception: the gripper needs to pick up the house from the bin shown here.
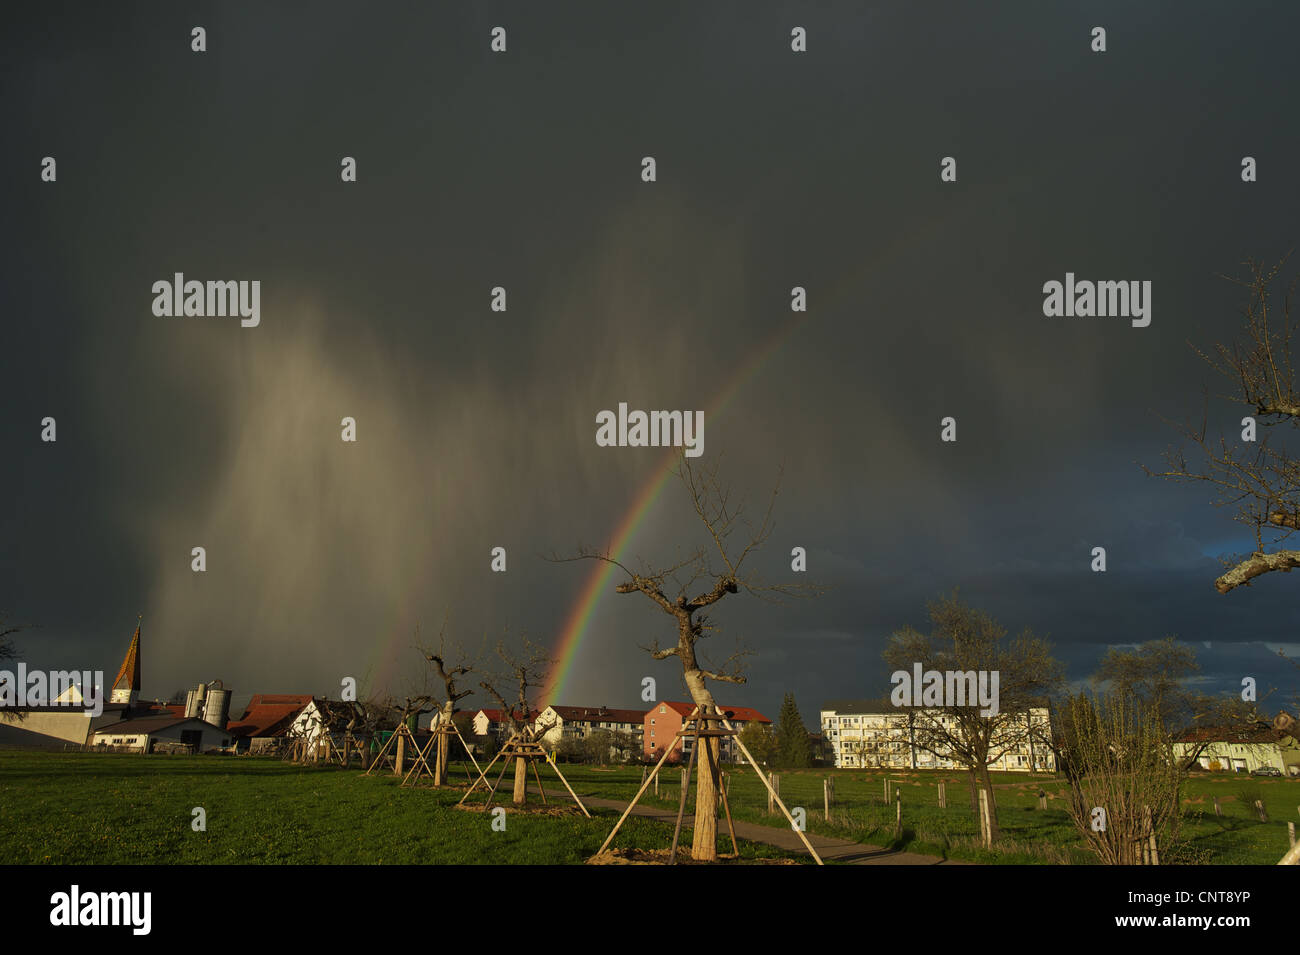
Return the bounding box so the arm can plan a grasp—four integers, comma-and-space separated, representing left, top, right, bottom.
820, 698, 1055, 772
90, 714, 233, 754
1175, 722, 1300, 775
472, 708, 538, 742
643, 701, 770, 763
226, 694, 314, 753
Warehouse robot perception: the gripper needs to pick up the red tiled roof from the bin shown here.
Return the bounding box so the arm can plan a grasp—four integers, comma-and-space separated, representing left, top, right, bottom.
227, 694, 314, 738
657, 701, 770, 723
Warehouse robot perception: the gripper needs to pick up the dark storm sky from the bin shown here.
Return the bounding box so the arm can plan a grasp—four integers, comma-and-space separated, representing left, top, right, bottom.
4, 1, 1299, 721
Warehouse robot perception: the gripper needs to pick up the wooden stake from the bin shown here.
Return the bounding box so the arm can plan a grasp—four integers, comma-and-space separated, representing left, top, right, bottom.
542, 753, 590, 817
597, 731, 684, 855
669, 732, 699, 865
530, 758, 548, 805
824, 779, 830, 823
1213, 796, 1221, 817
458, 746, 506, 806
1256, 799, 1269, 823
895, 791, 902, 839
1289, 822, 1296, 848
720, 715, 824, 865
978, 789, 991, 849
718, 770, 739, 858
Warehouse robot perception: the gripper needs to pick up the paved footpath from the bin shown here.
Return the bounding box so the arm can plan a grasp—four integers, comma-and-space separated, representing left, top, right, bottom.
535, 787, 966, 865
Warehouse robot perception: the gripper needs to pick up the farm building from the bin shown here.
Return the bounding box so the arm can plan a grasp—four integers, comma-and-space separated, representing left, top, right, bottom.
226, 693, 314, 753
90, 714, 234, 754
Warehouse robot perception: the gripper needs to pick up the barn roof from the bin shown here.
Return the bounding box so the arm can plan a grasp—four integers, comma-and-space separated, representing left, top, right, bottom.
92, 715, 214, 735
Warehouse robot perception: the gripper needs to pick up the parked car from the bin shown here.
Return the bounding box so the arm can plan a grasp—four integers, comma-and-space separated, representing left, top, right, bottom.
1250, 766, 1283, 777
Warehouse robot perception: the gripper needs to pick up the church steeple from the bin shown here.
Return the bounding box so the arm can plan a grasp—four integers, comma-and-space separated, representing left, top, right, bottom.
110, 616, 141, 704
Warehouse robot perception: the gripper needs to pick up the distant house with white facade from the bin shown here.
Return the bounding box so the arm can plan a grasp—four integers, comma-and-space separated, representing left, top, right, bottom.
1175, 722, 1300, 775
471, 708, 538, 742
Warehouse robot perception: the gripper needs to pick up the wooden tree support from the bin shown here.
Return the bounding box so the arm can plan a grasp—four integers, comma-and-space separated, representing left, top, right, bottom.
364, 723, 422, 777
399, 719, 486, 788
458, 729, 590, 817
598, 706, 823, 865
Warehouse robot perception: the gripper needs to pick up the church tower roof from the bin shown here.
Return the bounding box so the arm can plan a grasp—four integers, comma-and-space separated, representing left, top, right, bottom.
110, 617, 141, 704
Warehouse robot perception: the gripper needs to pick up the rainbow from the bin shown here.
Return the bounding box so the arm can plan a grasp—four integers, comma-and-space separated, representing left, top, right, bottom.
542, 309, 811, 702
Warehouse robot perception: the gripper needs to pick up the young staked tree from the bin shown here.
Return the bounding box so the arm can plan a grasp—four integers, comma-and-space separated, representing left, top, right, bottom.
414, 619, 477, 787
478, 637, 554, 807
1057, 692, 1183, 865
883, 593, 1064, 842
776, 692, 812, 768
556, 453, 822, 861
1144, 254, 1300, 594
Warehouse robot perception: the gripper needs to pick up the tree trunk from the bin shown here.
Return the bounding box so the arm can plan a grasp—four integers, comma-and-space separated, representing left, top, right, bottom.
967, 768, 979, 813
683, 669, 719, 861
434, 730, 446, 786
434, 703, 451, 787
979, 763, 1001, 841
512, 757, 527, 806
395, 733, 406, 776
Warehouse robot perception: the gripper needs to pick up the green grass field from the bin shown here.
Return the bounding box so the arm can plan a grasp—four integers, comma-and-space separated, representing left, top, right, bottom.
2, 751, 1294, 864
0, 751, 800, 865
549, 762, 1298, 864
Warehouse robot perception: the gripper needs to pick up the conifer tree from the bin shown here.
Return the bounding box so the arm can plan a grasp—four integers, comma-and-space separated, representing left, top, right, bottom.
776, 692, 812, 768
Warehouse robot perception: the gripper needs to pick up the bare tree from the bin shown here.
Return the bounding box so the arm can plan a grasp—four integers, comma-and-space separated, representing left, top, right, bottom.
0, 613, 31, 721
1144, 253, 1300, 593
478, 636, 554, 807
883, 593, 1064, 842
1089, 637, 1257, 770
414, 618, 477, 786
554, 453, 822, 861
